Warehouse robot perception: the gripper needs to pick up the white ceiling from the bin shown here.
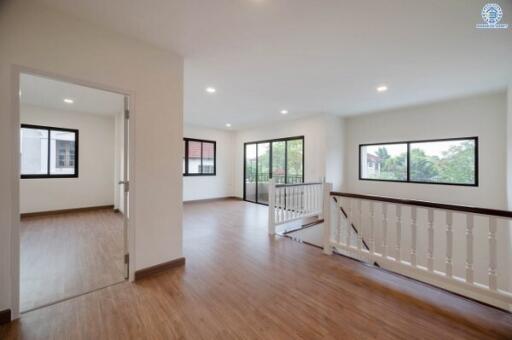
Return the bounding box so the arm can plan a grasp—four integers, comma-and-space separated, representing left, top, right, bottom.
20, 73, 124, 116
38, 0, 512, 129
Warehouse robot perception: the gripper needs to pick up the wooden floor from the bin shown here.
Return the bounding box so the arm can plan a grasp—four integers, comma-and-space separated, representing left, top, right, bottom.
19, 209, 125, 312
2, 199, 512, 339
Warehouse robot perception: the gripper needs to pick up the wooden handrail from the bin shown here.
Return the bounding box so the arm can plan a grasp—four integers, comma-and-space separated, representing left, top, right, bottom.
276, 182, 323, 188
330, 192, 512, 219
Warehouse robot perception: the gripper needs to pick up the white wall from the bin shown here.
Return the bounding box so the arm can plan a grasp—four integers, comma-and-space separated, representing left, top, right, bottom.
183, 125, 236, 201
324, 115, 345, 191
343, 91, 510, 290
344, 91, 507, 209
234, 114, 345, 197
507, 85, 512, 289
0, 0, 183, 317
20, 104, 116, 213
508, 85, 512, 210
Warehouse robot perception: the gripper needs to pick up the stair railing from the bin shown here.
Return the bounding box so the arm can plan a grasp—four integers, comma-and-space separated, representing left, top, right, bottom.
268, 178, 325, 235
324, 191, 512, 312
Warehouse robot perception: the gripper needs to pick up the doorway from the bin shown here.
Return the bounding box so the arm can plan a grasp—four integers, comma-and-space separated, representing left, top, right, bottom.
244, 136, 304, 204
17, 73, 130, 313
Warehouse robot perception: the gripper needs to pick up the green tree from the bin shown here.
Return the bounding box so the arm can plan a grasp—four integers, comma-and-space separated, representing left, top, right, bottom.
410, 148, 439, 182
437, 141, 475, 184
376, 147, 390, 161
381, 152, 407, 180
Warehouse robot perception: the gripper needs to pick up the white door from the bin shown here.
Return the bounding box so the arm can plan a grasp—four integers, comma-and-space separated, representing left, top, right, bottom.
120, 96, 130, 279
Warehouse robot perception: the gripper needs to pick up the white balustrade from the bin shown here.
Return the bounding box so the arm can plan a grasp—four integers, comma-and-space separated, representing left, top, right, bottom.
267, 178, 325, 235
323, 192, 512, 312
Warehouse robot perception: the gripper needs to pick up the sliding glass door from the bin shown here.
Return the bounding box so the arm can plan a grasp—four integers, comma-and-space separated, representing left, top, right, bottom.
244, 136, 304, 204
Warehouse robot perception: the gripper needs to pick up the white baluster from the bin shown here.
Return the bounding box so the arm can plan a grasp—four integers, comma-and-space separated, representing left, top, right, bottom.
466, 214, 474, 284
410, 206, 417, 267
445, 211, 453, 277
292, 186, 296, 218
346, 198, 352, 247
285, 187, 289, 221
369, 201, 375, 261
336, 198, 342, 244
332, 197, 340, 246
395, 205, 402, 262
488, 217, 498, 291
305, 185, 310, 214
427, 208, 434, 272
268, 178, 275, 235
381, 203, 388, 257
356, 199, 363, 253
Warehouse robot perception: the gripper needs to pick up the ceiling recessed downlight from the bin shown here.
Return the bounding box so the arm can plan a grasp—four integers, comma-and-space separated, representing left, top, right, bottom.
377, 85, 388, 92
280, 110, 288, 115
206, 87, 216, 94
225, 123, 232, 127
63, 98, 74, 104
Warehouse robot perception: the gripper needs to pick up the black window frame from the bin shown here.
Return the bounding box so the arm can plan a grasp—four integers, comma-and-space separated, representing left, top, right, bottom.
359, 136, 478, 187
20, 124, 79, 179
183, 137, 217, 176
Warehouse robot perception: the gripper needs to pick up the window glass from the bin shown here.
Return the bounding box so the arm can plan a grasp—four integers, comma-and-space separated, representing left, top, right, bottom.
272, 141, 286, 184
183, 138, 216, 176
187, 141, 202, 174
202, 142, 215, 174
245, 144, 257, 202
21, 125, 78, 178
21, 127, 48, 175
286, 139, 303, 184
410, 139, 476, 185
360, 144, 408, 181
50, 130, 76, 175
360, 138, 477, 186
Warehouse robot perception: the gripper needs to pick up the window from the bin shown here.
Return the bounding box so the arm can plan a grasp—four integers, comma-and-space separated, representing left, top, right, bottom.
359, 137, 478, 186
21, 124, 78, 178
183, 138, 216, 176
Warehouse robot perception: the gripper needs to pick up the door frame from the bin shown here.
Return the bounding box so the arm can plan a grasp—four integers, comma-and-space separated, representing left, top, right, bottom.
10, 65, 136, 319
243, 135, 305, 205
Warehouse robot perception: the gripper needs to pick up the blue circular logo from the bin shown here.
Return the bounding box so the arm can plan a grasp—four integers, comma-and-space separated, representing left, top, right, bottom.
482, 3, 503, 25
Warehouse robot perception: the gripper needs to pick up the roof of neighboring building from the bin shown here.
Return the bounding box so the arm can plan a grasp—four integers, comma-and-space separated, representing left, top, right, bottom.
187, 141, 214, 159
367, 154, 381, 162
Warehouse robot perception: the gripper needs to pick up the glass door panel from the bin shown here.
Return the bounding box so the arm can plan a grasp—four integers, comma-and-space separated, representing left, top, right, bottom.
286, 139, 303, 184
272, 141, 286, 184
245, 143, 257, 202
257, 142, 270, 204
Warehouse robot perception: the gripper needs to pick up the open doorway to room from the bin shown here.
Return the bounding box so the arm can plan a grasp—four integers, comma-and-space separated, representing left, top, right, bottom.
244, 136, 304, 205
18, 73, 130, 313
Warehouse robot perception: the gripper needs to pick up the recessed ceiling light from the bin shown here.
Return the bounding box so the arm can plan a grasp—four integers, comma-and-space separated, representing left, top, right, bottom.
280, 110, 288, 115
63, 98, 74, 104
225, 123, 232, 127
377, 85, 388, 92
206, 87, 216, 94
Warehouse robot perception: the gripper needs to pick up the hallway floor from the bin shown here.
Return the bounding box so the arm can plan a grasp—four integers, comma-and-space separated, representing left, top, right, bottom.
1, 199, 512, 339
